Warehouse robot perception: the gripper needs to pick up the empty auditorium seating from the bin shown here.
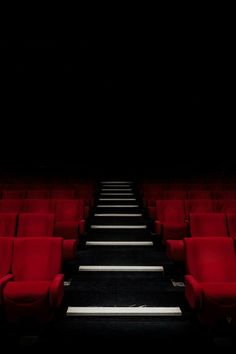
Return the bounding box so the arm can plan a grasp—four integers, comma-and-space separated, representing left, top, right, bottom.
16, 213, 76, 260
185, 237, 236, 325
1, 237, 64, 323
167, 213, 228, 262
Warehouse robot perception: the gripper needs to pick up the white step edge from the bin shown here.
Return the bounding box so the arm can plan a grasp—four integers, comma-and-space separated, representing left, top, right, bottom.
101, 189, 132, 191
78, 265, 163, 272
86, 241, 153, 246
91, 225, 147, 229
67, 306, 182, 317
97, 205, 139, 207
94, 213, 142, 217
100, 193, 134, 196
101, 181, 132, 184
99, 198, 136, 201
100, 193, 134, 195
101, 185, 132, 188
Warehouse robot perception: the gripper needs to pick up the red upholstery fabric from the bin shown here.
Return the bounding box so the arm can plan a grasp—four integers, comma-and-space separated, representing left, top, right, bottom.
0, 214, 17, 237
0, 237, 14, 277
0, 199, 24, 213
54, 199, 84, 221
2, 190, 26, 199
187, 191, 212, 199
190, 213, 228, 237
26, 190, 50, 199
184, 237, 236, 325
162, 191, 186, 200
62, 240, 77, 261
12, 237, 62, 280
213, 191, 236, 199
17, 213, 54, 237
51, 190, 75, 199
155, 200, 186, 242
166, 240, 185, 262
217, 200, 236, 213
23, 199, 53, 213
227, 214, 236, 238
54, 199, 85, 238
2, 238, 64, 323
185, 199, 214, 219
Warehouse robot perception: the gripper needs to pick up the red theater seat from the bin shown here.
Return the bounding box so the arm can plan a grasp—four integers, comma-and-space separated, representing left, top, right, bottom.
185, 237, 236, 325
167, 213, 228, 262
2, 238, 64, 323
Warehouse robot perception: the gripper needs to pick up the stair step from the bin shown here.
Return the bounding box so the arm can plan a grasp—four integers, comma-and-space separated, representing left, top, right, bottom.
94, 213, 142, 217
101, 181, 132, 184
86, 241, 153, 246
98, 198, 136, 201
101, 189, 132, 191
97, 204, 139, 207
78, 265, 164, 272
67, 306, 182, 317
91, 225, 147, 229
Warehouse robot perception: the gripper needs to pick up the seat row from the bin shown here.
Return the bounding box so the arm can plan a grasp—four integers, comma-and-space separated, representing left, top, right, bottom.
0, 237, 64, 323
148, 199, 236, 240
0, 213, 77, 260
144, 191, 236, 208
0, 199, 86, 234
167, 213, 236, 262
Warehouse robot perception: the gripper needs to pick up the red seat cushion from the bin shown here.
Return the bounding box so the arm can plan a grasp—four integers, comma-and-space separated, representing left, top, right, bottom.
202, 283, 236, 305
4, 281, 50, 303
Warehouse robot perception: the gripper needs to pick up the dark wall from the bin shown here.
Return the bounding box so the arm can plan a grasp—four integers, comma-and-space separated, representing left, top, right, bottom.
0, 37, 234, 177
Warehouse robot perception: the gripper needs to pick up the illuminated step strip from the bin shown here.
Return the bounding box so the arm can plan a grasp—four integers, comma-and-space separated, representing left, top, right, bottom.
86, 241, 153, 246
100, 193, 134, 196
67, 307, 182, 317
94, 213, 142, 217
101, 181, 132, 184
97, 205, 139, 207
98, 198, 136, 201
91, 225, 147, 229
78, 265, 163, 272
101, 189, 132, 191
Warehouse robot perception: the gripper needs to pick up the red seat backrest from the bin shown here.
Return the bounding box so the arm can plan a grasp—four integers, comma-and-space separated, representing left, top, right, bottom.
12, 237, 62, 281
185, 237, 236, 282
17, 213, 55, 237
